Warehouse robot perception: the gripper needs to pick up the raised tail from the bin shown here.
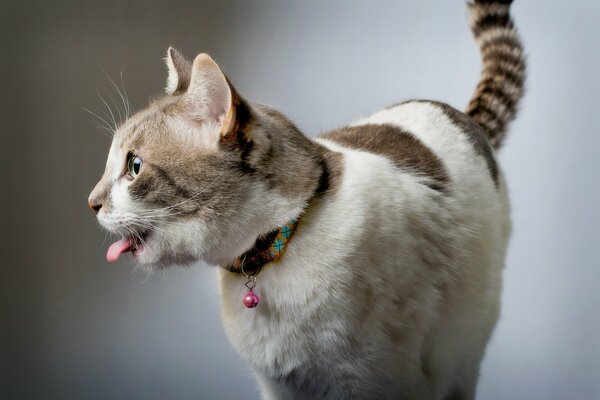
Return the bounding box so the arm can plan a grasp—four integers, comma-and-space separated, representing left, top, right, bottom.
466, 0, 526, 149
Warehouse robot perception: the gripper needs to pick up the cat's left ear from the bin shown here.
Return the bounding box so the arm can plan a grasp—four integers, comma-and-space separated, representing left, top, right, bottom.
165, 47, 192, 94
183, 53, 244, 137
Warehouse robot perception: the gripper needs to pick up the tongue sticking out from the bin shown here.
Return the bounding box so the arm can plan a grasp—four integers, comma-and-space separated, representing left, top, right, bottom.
107, 238, 134, 263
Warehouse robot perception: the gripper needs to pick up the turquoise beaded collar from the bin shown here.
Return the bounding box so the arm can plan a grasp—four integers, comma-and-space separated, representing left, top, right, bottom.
224, 218, 299, 275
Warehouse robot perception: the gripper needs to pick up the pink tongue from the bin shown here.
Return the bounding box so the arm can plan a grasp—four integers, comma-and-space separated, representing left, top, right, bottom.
107, 238, 134, 263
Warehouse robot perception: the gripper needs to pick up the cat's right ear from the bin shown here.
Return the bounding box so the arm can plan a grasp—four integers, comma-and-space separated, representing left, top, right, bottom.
180, 53, 253, 147
165, 47, 192, 94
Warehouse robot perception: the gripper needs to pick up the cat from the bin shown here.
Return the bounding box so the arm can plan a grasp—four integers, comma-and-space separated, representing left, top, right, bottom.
88, 0, 525, 398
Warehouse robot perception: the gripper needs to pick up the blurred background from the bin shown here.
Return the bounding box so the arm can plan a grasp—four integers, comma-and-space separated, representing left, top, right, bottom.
2, 0, 599, 399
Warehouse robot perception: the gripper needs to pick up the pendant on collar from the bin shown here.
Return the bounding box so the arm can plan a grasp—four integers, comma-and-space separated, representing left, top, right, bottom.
237, 218, 299, 309
242, 275, 260, 308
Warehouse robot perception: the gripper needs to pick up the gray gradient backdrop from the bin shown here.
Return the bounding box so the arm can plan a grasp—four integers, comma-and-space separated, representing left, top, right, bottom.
2, 0, 599, 399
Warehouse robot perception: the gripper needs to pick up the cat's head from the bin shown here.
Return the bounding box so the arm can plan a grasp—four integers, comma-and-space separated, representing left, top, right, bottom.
88, 48, 318, 270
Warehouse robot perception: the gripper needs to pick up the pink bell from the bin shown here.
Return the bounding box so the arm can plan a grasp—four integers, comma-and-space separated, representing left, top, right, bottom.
243, 290, 260, 308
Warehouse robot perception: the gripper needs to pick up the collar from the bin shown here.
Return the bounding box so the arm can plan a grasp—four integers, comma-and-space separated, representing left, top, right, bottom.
224, 218, 299, 275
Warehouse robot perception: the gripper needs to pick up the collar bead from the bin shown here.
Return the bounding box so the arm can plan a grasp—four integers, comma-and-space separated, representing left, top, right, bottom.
225, 218, 299, 276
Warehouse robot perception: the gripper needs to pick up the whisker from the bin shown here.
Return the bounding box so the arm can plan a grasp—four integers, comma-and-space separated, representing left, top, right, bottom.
96, 89, 118, 131
101, 231, 110, 247
119, 68, 132, 118
106, 90, 125, 125
95, 126, 114, 139
130, 219, 177, 239
139, 268, 153, 285
83, 107, 115, 138
101, 65, 131, 120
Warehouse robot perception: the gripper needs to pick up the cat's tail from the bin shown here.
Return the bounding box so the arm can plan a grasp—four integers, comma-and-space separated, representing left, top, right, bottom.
466, 0, 526, 149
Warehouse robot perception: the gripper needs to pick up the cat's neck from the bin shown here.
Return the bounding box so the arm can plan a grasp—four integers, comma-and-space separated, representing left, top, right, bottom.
219, 104, 342, 272
250, 104, 340, 203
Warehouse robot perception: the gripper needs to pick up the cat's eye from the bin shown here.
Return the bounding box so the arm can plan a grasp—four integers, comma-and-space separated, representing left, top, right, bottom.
126, 153, 143, 178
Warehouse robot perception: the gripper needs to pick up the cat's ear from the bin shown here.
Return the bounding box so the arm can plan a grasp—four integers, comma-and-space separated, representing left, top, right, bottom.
183, 53, 241, 136
165, 47, 192, 94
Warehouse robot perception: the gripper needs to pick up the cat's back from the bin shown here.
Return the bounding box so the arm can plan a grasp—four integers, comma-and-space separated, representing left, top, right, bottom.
318, 100, 502, 200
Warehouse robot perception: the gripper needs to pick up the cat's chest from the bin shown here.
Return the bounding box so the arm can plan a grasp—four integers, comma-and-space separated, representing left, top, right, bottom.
218, 267, 417, 399
219, 271, 349, 377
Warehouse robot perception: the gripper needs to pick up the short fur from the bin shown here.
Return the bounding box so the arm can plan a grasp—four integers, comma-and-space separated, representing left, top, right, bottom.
89, 1, 525, 399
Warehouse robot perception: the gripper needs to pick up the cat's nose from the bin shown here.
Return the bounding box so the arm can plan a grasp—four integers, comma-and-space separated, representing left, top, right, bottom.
89, 179, 108, 214
88, 199, 102, 214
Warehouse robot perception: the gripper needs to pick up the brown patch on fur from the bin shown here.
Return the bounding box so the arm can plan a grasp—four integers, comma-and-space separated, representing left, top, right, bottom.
314, 147, 344, 199
400, 100, 498, 185
387, 100, 499, 186
426, 101, 499, 186
220, 82, 255, 166
251, 105, 344, 200
321, 124, 448, 192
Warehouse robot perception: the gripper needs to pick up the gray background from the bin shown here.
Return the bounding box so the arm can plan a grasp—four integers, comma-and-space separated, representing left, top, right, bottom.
2, 0, 599, 399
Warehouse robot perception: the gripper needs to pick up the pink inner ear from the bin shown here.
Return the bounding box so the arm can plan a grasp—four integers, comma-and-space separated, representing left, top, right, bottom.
185, 54, 232, 124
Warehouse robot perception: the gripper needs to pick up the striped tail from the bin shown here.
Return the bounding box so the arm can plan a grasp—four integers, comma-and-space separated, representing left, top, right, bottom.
466, 0, 526, 149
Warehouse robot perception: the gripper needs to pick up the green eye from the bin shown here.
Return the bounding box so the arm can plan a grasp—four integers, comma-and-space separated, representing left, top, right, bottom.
127, 153, 143, 177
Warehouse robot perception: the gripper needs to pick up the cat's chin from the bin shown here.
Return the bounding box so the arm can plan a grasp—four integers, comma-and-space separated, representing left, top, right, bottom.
132, 245, 198, 271
128, 231, 219, 273
134, 243, 245, 272
116, 219, 250, 271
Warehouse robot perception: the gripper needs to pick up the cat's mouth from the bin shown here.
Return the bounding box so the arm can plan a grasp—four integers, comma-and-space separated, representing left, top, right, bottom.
106, 230, 151, 263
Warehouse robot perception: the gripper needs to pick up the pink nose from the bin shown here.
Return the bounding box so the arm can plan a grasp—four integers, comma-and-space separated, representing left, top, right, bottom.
88, 199, 102, 214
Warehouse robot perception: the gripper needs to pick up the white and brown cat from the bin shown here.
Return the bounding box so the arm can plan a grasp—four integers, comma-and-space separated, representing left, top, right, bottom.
89, 0, 525, 398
